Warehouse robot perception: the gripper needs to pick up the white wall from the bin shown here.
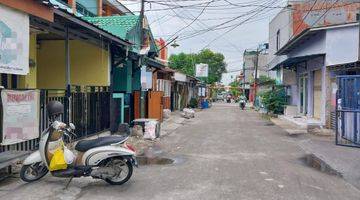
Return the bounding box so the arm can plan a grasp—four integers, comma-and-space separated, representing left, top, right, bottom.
268, 8, 292, 64
174, 72, 187, 82
286, 25, 359, 66
325, 25, 359, 66
288, 32, 326, 58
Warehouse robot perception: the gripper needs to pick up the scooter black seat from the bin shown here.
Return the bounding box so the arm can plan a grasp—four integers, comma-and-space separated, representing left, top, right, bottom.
75, 135, 128, 152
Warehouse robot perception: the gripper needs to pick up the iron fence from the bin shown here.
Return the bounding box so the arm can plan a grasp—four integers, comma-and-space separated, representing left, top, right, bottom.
336, 75, 360, 148
72, 86, 110, 138
0, 86, 110, 153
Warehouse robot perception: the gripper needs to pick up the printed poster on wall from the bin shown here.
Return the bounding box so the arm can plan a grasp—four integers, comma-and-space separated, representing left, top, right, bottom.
1, 90, 39, 145
0, 4, 29, 75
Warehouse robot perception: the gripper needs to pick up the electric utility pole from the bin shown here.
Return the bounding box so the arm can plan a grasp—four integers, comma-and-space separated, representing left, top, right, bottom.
139, 0, 146, 118
140, 0, 145, 50
253, 47, 259, 106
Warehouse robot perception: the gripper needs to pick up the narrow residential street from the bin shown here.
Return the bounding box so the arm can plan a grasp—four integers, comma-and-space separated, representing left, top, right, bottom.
1, 103, 359, 200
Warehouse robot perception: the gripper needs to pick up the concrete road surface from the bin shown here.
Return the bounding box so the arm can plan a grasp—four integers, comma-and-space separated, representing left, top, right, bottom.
1, 102, 359, 200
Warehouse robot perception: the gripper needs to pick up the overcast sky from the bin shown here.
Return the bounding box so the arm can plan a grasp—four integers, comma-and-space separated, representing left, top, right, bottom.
121, 0, 287, 85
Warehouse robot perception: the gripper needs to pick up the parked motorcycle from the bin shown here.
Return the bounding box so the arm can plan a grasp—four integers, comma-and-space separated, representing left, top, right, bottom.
20, 101, 137, 185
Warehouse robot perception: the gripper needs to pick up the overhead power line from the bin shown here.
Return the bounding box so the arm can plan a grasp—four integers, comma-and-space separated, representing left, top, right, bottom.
201, 0, 280, 49
165, 0, 214, 41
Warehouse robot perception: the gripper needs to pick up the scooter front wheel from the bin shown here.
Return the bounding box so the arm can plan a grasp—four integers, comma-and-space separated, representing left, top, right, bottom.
104, 158, 133, 185
20, 162, 48, 183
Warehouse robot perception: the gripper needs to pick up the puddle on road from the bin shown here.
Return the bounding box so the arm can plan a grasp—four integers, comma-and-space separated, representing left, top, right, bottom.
299, 155, 341, 177
263, 121, 275, 126
136, 155, 186, 166
137, 144, 185, 166
136, 156, 174, 165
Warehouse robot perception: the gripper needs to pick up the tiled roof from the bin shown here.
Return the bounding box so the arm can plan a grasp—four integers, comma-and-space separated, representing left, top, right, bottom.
82, 15, 140, 39
40, 0, 131, 46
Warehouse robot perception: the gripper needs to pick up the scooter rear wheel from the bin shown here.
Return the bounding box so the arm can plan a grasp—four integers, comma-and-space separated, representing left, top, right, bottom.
20, 162, 48, 182
104, 158, 133, 185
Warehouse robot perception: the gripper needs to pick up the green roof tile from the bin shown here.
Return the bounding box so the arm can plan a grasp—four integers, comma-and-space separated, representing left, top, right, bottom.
83, 15, 140, 39
83, 15, 158, 55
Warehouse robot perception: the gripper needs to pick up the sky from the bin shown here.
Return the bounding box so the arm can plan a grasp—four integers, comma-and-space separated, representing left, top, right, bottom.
120, 0, 287, 85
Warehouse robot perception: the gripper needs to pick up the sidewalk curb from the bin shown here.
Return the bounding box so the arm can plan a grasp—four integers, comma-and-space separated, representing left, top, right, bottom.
270, 118, 307, 136
303, 153, 343, 177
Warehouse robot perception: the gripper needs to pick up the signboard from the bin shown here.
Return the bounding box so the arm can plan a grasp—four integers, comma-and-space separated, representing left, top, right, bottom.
1, 90, 39, 145
0, 4, 29, 75
196, 63, 208, 77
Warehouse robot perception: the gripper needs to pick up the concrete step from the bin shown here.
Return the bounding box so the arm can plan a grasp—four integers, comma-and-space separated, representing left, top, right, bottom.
270, 118, 307, 136
286, 129, 307, 136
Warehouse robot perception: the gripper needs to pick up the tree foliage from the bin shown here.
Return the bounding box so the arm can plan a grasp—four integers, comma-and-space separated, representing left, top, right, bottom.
258, 75, 276, 85
169, 49, 227, 84
229, 80, 241, 97
259, 86, 287, 114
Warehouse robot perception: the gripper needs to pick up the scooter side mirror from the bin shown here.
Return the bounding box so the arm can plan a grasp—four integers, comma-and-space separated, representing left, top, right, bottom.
69, 123, 76, 130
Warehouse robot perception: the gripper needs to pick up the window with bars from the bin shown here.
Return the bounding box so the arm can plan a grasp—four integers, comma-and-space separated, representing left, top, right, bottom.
1, 74, 18, 89
56, 0, 96, 17
76, 3, 96, 17
157, 79, 171, 97
276, 30, 281, 51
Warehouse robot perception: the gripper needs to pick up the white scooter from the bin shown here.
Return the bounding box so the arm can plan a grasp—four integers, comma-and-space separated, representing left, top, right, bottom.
20, 101, 137, 185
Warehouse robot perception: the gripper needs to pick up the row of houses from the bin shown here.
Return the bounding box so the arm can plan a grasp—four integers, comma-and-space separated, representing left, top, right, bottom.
0, 0, 205, 171
242, 0, 360, 146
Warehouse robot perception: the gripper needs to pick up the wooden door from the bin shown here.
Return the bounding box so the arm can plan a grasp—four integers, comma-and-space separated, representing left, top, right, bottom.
148, 91, 164, 121
133, 91, 141, 119
313, 70, 322, 119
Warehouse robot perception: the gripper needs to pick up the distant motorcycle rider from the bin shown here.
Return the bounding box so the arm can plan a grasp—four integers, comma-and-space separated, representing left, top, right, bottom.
239, 94, 247, 110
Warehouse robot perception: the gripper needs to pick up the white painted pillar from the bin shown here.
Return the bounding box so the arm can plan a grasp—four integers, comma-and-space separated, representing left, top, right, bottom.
296, 66, 301, 114
321, 60, 327, 125
307, 69, 314, 118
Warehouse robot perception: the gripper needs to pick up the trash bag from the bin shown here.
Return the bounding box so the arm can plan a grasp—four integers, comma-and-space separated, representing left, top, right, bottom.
163, 109, 171, 119
182, 108, 195, 119
64, 146, 76, 165
49, 147, 68, 171
143, 121, 158, 140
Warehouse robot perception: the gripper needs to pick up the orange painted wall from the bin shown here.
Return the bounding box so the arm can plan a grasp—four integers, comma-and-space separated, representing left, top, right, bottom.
292, 2, 360, 36
148, 91, 164, 121
155, 38, 168, 61
133, 91, 141, 119
163, 97, 171, 110
0, 0, 53, 21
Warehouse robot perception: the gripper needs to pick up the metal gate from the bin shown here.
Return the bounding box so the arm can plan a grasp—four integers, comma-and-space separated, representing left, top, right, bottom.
70, 86, 110, 138
336, 75, 360, 147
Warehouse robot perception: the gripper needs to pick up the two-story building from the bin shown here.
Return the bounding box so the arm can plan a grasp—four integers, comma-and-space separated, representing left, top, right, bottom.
267, 0, 360, 130
242, 47, 269, 103
0, 0, 133, 173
